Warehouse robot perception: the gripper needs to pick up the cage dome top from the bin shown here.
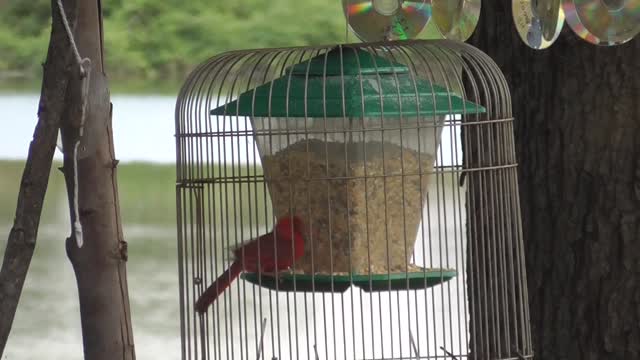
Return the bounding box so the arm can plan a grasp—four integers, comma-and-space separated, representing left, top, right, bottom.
210, 46, 485, 118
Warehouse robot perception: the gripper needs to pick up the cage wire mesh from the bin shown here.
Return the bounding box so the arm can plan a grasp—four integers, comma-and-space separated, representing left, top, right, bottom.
175, 39, 532, 360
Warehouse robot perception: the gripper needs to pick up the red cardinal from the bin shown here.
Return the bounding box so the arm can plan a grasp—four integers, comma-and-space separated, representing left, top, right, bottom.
195, 216, 305, 313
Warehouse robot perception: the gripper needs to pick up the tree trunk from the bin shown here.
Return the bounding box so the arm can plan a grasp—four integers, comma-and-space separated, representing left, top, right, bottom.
59, 0, 136, 359
470, 3, 640, 359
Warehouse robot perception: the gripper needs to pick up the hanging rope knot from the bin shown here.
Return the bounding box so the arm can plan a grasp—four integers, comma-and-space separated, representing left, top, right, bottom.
78, 58, 92, 135
79, 58, 91, 79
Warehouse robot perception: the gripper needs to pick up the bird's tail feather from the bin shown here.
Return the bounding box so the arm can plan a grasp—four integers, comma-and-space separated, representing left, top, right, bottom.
195, 260, 243, 313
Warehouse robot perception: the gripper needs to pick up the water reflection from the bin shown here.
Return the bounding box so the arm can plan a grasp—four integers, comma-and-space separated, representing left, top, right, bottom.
1, 223, 181, 360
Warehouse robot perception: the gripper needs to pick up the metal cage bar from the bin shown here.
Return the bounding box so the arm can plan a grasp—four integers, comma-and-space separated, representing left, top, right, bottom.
175, 39, 532, 360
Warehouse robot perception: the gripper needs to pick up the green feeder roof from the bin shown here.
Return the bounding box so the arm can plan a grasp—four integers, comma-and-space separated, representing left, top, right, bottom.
210, 47, 485, 118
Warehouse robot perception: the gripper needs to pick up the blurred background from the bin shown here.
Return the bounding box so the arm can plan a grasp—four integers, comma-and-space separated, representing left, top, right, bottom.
0, 1, 442, 359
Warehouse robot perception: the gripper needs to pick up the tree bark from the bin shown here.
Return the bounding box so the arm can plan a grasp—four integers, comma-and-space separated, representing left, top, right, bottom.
470, 3, 640, 359
58, 0, 136, 359
0, 0, 73, 354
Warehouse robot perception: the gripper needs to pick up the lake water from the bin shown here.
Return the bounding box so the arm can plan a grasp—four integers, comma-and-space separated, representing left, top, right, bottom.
1, 223, 181, 360
0, 94, 177, 163
0, 94, 462, 165
1, 94, 469, 360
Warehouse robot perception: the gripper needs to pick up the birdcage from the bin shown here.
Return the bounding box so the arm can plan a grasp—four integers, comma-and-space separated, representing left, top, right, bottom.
175, 39, 533, 360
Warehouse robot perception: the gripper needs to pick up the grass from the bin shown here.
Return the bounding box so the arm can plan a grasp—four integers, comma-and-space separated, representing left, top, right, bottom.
0, 160, 66, 225
1, 158, 457, 234
117, 162, 177, 225
0, 160, 179, 226
0, 160, 270, 228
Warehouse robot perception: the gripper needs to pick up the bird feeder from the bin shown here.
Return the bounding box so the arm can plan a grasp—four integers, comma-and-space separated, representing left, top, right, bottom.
209, 46, 483, 291
175, 40, 533, 360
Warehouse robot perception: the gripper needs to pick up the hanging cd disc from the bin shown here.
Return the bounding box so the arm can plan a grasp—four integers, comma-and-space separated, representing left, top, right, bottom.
513, 0, 565, 49
343, 0, 433, 42
432, 0, 481, 41
535, 0, 563, 40
563, 0, 640, 45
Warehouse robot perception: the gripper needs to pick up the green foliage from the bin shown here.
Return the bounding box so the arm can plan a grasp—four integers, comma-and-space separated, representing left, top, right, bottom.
0, 0, 346, 85
0, 0, 443, 88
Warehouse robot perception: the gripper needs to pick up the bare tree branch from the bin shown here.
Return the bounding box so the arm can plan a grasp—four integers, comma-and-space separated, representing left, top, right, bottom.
0, 0, 77, 353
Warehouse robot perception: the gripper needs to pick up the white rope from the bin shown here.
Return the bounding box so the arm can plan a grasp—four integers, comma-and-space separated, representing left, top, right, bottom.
56, 0, 85, 77
57, 0, 92, 248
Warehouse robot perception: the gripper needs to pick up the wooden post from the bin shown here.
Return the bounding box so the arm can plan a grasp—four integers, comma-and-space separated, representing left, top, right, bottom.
59, 0, 136, 359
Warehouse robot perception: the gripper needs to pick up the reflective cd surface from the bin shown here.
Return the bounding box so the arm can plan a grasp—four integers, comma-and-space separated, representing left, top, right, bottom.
343, 0, 433, 41
563, 0, 640, 45
432, 0, 481, 41
513, 0, 565, 49
536, 0, 564, 40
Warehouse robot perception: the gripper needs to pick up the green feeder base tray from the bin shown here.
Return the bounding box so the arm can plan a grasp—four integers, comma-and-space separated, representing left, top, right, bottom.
352, 269, 457, 292
241, 269, 457, 293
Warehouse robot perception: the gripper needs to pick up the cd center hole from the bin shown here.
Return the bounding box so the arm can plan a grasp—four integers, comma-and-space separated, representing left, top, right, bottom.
601, 0, 625, 11
373, 0, 400, 16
